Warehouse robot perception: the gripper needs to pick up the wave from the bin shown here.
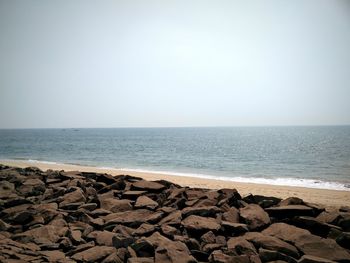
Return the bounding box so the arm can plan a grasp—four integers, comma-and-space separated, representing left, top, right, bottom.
2, 158, 349, 191
119, 168, 350, 191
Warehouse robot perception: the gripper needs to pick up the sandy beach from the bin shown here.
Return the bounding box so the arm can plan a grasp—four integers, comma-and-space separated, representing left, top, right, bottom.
1, 159, 349, 208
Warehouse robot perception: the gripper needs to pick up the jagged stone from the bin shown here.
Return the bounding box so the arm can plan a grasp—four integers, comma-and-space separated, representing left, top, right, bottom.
240, 204, 270, 230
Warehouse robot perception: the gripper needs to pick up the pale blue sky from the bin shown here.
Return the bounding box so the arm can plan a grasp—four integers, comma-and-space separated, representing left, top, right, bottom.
1, 0, 349, 128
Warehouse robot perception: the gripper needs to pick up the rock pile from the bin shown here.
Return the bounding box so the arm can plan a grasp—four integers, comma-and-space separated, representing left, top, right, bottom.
0, 164, 350, 263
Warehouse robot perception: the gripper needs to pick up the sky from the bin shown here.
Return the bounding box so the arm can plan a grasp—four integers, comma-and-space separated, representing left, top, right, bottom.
0, 0, 350, 128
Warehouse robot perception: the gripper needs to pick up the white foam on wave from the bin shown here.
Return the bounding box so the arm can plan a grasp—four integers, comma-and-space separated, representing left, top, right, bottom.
120, 168, 350, 191
27, 159, 61, 165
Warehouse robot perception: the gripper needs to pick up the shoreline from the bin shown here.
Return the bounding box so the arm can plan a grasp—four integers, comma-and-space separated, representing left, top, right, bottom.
1, 159, 350, 208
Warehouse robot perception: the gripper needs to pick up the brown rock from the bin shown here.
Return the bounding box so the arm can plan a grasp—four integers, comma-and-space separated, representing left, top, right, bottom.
259, 248, 298, 263
222, 207, 240, 223
265, 205, 316, 219
40, 250, 66, 262
71, 246, 116, 262
112, 234, 135, 248
59, 188, 86, 207
161, 224, 178, 238
181, 215, 220, 232
135, 196, 158, 210
132, 180, 165, 191
201, 231, 216, 244
159, 211, 182, 225
227, 237, 257, 255
100, 198, 133, 212
133, 223, 156, 236
12, 225, 68, 244
182, 206, 221, 217
278, 197, 305, 206
262, 223, 350, 262
243, 232, 300, 259
128, 258, 154, 263
103, 209, 154, 227
221, 221, 249, 235
297, 255, 336, 263
87, 230, 116, 246
239, 204, 270, 230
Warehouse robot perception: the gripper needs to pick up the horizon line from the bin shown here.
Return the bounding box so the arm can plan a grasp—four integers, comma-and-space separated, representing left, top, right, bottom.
1, 124, 350, 130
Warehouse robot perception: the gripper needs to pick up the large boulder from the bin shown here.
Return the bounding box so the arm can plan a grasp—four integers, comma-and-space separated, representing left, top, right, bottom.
132, 180, 165, 192
103, 209, 154, 227
262, 223, 350, 262
243, 232, 300, 259
265, 205, 317, 219
181, 215, 220, 232
100, 198, 133, 212
59, 188, 86, 208
239, 204, 270, 230
71, 246, 116, 262
12, 225, 68, 244
135, 196, 159, 210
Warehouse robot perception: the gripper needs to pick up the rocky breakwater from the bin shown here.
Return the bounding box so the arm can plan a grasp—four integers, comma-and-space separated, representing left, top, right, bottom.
0, 164, 350, 263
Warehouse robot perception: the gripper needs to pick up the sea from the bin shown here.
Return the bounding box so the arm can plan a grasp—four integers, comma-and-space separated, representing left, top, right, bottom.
0, 126, 350, 191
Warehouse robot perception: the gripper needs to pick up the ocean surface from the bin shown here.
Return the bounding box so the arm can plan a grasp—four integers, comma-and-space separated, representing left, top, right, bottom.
0, 126, 350, 191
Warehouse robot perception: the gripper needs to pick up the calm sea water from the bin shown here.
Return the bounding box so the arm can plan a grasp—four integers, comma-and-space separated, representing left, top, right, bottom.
0, 126, 350, 190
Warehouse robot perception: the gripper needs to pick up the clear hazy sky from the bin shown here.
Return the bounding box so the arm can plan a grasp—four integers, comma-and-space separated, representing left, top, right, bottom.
1, 0, 349, 128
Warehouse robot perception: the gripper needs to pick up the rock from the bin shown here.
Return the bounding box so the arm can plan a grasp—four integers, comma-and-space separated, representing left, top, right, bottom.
222, 207, 240, 223
262, 223, 350, 262
316, 211, 342, 225
239, 204, 270, 230
227, 237, 257, 255
135, 196, 158, 210
161, 224, 178, 238
155, 243, 197, 263
68, 229, 83, 244
128, 258, 154, 263
181, 215, 220, 232
259, 248, 298, 263
201, 231, 216, 244
100, 198, 133, 212
159, 211, 182, 225
122, 190, 147, 200
221, 221, 249, 235
40, 250, 66, 262
87, 230, 116, 246
133, 223, 156, 236
209, 250, 261, 263
289, 216, 337, 238
243, 194, 281, 208
101, 251, 124, 263
132, 232, 196, 263
338, 213, 350, 231
71, 246, 116, 262
0, 219, 11, 231
59, 188, 86, 208
278, 197, 305, 206
296, 236, 350, 262
202, 243, 224, 254
132, 180, 165, 191
243, 232, 300, 259
112, 234, 135, 248
17, 178, 45, 196
182, 206, 221, 218
12, 225, 67, 244
336, 231, 350, 249
265, 205, 317, 219
297, 255, 336, 263
262, 223, 312, 243
103, 209, 154, 227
